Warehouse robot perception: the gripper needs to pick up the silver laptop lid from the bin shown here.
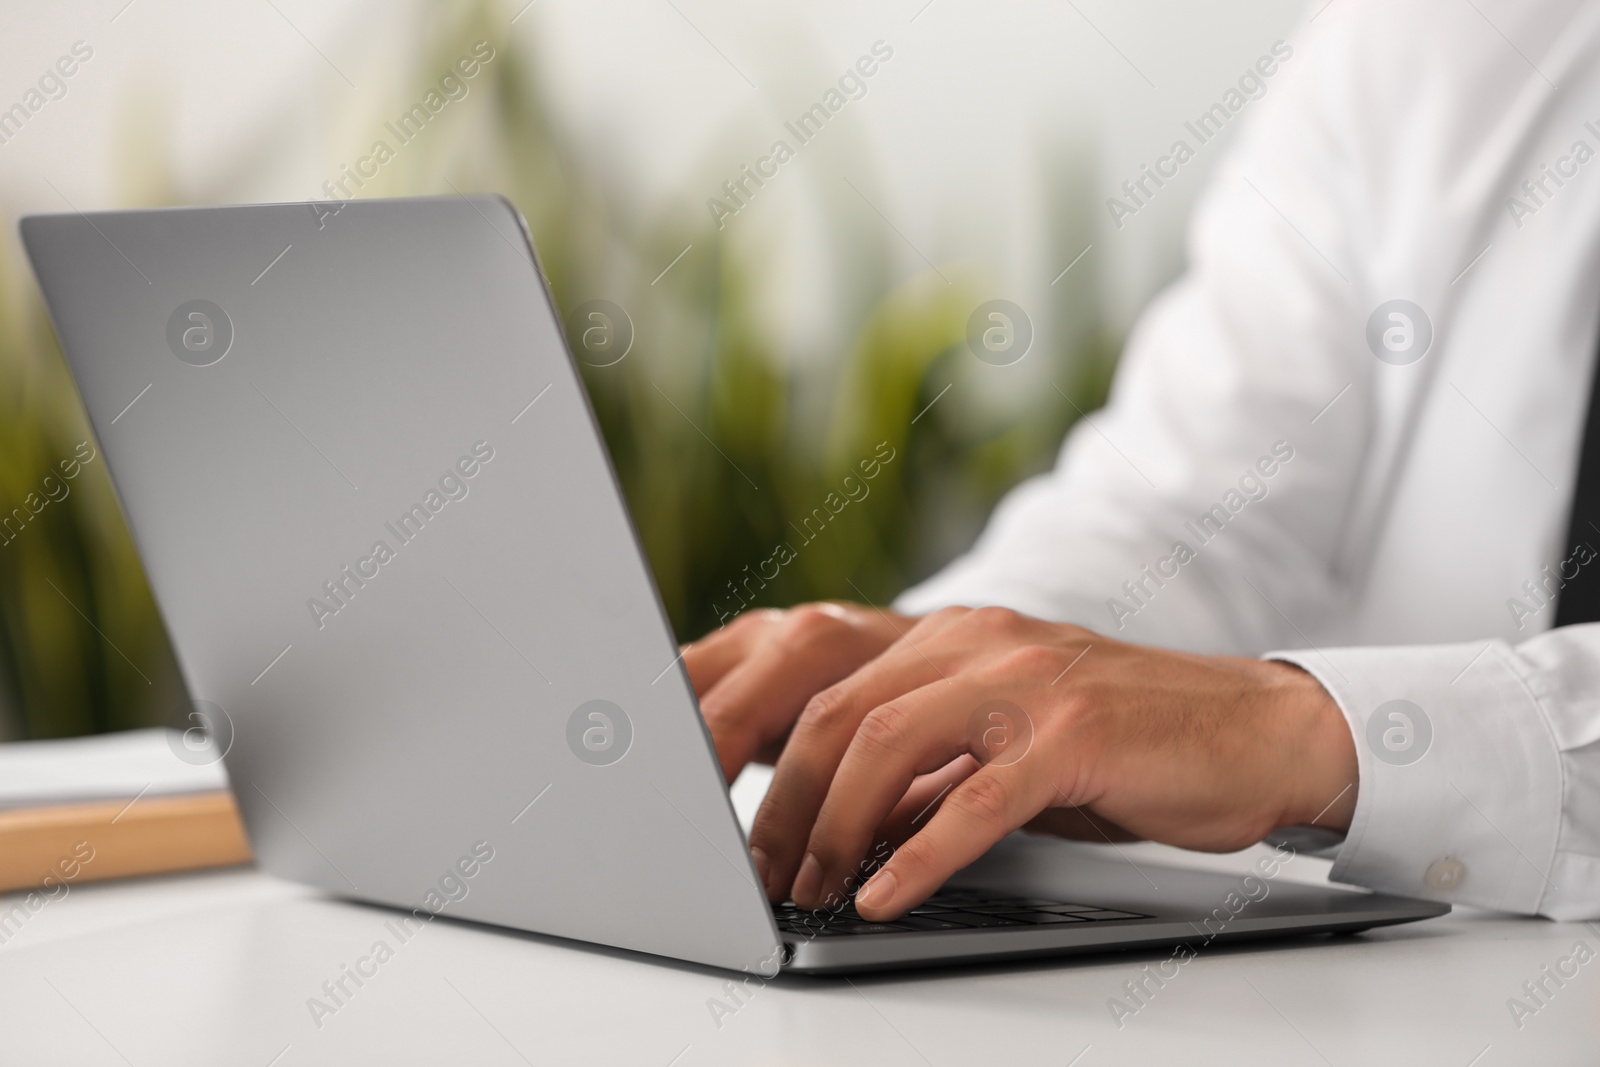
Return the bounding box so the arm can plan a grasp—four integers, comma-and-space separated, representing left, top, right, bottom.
22, 196, 781, 974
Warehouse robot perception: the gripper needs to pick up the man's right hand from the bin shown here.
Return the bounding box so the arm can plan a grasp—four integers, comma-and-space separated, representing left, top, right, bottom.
683, 603, 910, 784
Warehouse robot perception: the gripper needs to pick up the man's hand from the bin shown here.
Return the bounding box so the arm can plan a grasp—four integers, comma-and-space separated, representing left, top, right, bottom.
687, 603, 1357, 922
683, 603, 913, 783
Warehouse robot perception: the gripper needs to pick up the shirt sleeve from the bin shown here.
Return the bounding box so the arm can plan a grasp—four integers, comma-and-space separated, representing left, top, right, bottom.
1272, 627, 1599, 920
893, 18, 1376, 657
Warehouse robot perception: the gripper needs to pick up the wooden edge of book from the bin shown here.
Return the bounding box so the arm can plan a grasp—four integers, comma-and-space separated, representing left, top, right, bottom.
0, 790, 253, 894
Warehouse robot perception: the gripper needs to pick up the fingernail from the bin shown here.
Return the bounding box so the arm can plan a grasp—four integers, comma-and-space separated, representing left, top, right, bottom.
750, 846, 770, 891
856, 868, 897, 914
792, 853, 822, 906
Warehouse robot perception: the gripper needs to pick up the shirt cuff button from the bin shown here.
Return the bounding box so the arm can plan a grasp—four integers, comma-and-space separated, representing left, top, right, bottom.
1425, 857, 1466, 891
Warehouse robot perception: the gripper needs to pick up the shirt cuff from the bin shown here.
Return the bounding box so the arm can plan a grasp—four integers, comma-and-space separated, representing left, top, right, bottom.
1267, 640, 1563, 914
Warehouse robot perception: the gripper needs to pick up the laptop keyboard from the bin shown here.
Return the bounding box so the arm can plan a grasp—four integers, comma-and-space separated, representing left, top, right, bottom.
773, 886, 1150, 937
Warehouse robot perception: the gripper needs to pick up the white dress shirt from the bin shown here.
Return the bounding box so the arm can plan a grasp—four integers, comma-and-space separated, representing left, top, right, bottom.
898, 0, 1600, 920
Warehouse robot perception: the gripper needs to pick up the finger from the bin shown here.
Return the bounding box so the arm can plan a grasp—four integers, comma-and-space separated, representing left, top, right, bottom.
875, 755, 979, 849
748, 726, 796, 768
749, 610, 969, 900
1023, 807, 1141, 843
794, 677, 990, 908
682, 609, 779, 697
700, 645, 845, 783
699, 605, 894, 784
855, 763, 1051, 921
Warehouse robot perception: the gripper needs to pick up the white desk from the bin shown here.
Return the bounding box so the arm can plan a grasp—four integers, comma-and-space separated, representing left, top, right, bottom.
1, 838, 1595, 1066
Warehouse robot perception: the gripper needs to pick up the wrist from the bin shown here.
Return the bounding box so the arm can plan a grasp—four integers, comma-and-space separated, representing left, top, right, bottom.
1268, 660, 1359, 833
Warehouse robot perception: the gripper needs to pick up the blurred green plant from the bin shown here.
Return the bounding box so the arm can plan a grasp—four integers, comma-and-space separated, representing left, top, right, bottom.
0, 255, 187, 739
0, 0, 1118, 739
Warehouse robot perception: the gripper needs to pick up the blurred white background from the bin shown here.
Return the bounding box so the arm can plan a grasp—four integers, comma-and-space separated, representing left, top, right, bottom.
0, 0, 1309, 334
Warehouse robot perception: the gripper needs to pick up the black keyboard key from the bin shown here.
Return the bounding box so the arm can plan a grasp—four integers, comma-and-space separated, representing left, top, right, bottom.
790, 916, 863, 930
894, 915, 976, 932
779, 907, 856, 923
940, 912, 1029, 928
1073, 910, 1149, 921
834, 923, 911, 935
1001, 911, 1090, 924
990, 897, 1072, 908
791, 925, 846, 936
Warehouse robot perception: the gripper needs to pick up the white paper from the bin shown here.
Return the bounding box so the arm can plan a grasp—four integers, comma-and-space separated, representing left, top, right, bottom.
0, 728, 230, 811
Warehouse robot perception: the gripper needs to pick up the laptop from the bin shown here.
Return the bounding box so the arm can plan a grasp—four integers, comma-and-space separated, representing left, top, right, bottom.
20, 196, 1449, 975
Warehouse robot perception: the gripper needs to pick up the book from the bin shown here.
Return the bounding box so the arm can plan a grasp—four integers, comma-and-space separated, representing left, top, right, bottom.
0, 729, 252, 893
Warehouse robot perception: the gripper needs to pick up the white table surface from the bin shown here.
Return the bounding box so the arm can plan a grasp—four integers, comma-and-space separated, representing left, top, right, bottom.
2, 835, 1597, 1067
